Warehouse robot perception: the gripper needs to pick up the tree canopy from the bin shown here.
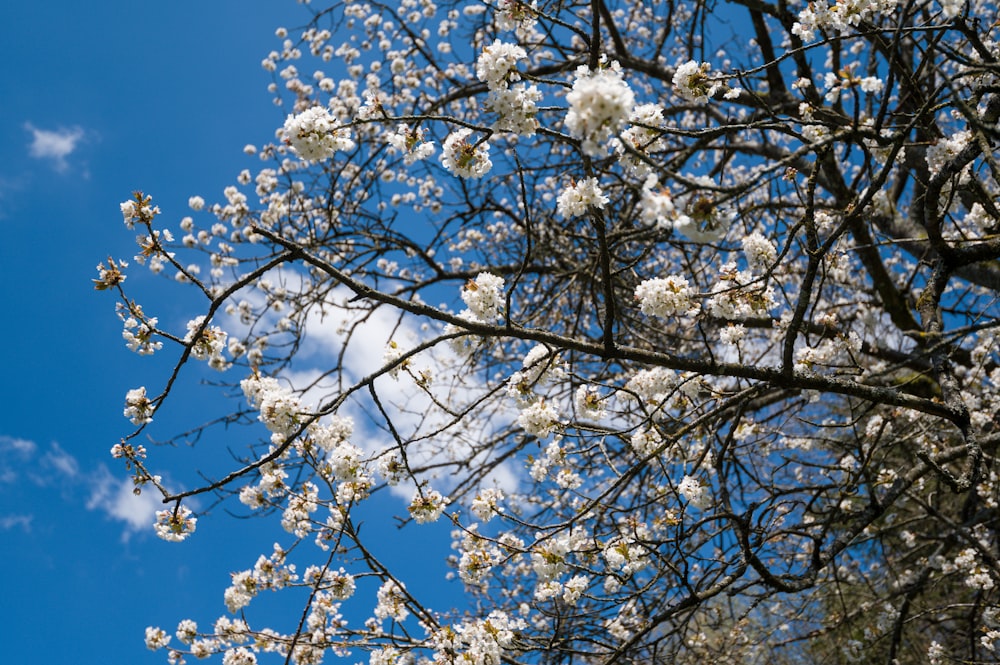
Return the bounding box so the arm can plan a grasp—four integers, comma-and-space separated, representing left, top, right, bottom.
104, 0, 1000, 663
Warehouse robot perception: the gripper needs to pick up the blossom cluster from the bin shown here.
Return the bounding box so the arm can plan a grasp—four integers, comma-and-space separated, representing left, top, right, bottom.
475, 40, 526, 91
282, 105, 355, 162
241, 374, 304, 438
822, 67, 884, 103
121, 306, 162, 355
487, 83, 542, 135
124, 386, 155, 426
385, 124, 436, 164
154, 506, 197, 542
461, 272, 505, 322
792, 0, 899, 41
184, 316, 230, 370
493, 0, 538, 32
120, 191, 160, 230
677, 475, 712, 509
556, 178, 609, 218
672, 60, 719, 103
565, 61, 636, 156
408, 487, 450, 524
614, 103, 667, 176
741, 231, 777, 272
706, 262, 777, 319
476, 39, 541, 135
638, 176, 733, 242
428, 611, 526, 665
634, 275, 700, 319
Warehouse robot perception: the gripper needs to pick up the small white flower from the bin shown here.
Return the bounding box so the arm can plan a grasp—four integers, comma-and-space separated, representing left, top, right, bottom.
719, 323, 747, 346
441, 128, 492, 178
487, 83, 542, 136
495, 0, 538, 31
563, 575, 588, 605
175, 620, 198, 645
222, 647, 257, 665
374, 580, 410, 623
574, 384, 607, 420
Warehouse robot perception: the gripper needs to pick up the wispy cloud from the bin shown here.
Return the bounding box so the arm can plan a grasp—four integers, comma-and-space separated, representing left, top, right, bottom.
1, 434, 162, 540
24, 123, 85, 172
0, 514, 32, 532
42, 442, 79, 478
0, 435, 37, 484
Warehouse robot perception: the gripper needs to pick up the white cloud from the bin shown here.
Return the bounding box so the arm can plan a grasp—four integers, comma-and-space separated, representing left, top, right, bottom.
86, 465, 162, 540
25, 123, 85, 172
253, 280, 522, 500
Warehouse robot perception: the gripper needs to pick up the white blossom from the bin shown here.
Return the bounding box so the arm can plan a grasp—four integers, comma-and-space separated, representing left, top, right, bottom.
241, 374, 303, 436
614, 103, 667, 176
494, 0, 538, 32
184, 316, 230, 370
574, 384, 607, 420
221, 648, 257, 665
487, 83, 541, 135
122, 314, 162, 355
719, 323, 747, 346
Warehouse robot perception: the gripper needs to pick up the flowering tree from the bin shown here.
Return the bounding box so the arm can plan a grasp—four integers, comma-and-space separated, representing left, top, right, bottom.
101, 0, 1000, 663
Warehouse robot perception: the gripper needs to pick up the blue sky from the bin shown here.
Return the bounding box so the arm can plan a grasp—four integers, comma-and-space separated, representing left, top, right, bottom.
0, 3, 462, 663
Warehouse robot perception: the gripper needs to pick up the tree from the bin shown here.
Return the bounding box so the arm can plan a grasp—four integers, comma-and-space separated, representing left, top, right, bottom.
101, 0, 1000, 663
